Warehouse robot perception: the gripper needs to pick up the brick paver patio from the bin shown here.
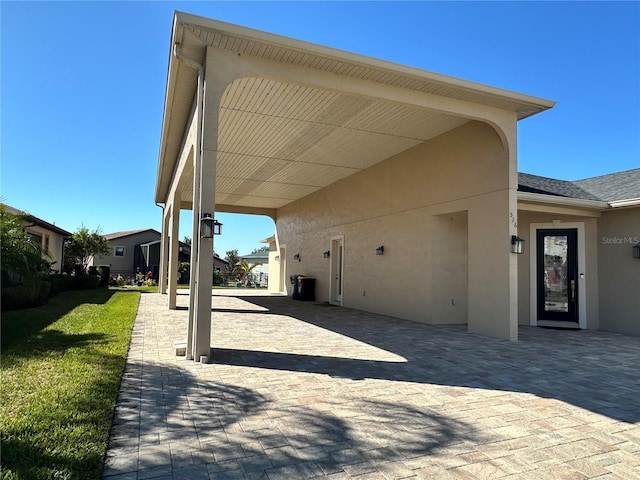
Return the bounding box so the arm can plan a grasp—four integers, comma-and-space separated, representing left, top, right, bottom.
103, 291, 640, 479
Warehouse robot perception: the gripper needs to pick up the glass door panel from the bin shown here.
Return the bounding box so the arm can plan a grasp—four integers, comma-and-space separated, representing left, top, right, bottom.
536, 229, 578, 323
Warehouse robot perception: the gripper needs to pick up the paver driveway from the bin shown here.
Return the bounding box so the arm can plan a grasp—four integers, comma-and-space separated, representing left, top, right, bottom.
103, 291, 640, 479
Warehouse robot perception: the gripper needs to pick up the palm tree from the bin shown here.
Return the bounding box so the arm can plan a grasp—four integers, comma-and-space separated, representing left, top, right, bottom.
233, 259, 262, 286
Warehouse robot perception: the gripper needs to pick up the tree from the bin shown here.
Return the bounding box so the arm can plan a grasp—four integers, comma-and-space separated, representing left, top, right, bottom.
183, 236, 191, 246
224, 249, 240, 274
233, 259, 262, 286
0, 204, 49, 281
251, 246, 269, 254
65, 226, 111, 275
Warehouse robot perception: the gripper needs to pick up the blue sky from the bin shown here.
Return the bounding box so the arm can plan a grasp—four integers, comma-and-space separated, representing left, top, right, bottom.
2, 1, 638, 256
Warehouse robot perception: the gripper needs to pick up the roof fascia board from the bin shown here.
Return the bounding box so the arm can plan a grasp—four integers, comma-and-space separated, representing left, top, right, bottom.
518, 192, 608, 210
609, 198, 640, 208
26, 217, 72, 237
155, 15, 183, 203
174, 11, 556, 116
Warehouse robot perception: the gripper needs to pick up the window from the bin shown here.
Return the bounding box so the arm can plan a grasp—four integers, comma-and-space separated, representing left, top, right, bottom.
114, 246, 126, 257
44, 235, 50, 254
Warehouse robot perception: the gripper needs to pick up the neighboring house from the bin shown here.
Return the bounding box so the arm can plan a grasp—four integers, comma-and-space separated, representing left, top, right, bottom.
239, 251, 269, 287
213, 254, 229, 273
93, 229, 191, 278
4, 204, 71, 274
154, 13, 637, 360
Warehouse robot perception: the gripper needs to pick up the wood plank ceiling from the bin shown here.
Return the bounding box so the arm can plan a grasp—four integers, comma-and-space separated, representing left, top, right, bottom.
179, 76, 469, 209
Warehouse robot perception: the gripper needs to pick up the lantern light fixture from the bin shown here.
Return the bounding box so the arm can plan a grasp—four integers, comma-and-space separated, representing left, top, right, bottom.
200, 213, 222, 238
323, 251, 330, 258
511, 235, 525, 254
376, 246, 385, 256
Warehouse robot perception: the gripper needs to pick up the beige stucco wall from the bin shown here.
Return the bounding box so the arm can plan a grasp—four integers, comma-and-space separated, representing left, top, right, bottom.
517, 210, 599, 329
597, 206, 640, 336
26, 225, 66, 273
275, 121, 516, 337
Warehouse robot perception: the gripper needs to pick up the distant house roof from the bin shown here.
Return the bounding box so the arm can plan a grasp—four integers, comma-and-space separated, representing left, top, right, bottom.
240, 252, 269, 263
518, 168, 640, 203
104, 229, 161, 241
3, 204, 72, 237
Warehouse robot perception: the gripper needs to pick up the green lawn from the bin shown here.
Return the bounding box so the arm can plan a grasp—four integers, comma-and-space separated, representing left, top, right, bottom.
0, 288, 140, 480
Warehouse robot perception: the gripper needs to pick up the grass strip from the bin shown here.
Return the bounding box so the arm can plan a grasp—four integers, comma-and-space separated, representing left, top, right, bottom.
1, 288, 140, 480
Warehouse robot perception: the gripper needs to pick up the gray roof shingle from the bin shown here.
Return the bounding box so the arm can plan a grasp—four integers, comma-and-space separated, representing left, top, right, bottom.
518, 168, 640, 202
573, 169, 640, 202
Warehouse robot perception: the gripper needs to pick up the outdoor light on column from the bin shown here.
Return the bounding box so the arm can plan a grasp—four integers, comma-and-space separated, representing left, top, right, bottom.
323, 251, 330, 258
511, 235, 525, 254
633, 243, 640, 259
200, 213, 222, 238
376, 246, 384, 255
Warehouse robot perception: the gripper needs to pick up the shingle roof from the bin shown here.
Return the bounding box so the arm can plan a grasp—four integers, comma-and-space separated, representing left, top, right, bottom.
104, 229, 160, 241
3, 204, 72, 236
518, 168, 640, 203
573, 169, 640, 202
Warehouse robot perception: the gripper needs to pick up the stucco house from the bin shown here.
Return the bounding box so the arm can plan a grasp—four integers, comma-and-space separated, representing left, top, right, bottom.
93, 229, 191, 278
4, 204, 71, 274
154, 12, 638, 361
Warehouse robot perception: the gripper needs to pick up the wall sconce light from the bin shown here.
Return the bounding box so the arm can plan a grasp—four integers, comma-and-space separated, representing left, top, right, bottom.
633, 243, 640, 259
200, 213, 222, 238
376, 246, 385, 256
274, 255, 280, 262
511, 235, 525, 254
323, 251, 330, 258
293, 253, 301, 262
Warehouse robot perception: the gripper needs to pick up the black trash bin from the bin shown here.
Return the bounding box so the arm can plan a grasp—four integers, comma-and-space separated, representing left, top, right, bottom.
297, 276, 316, 301
290, 274, 300, 299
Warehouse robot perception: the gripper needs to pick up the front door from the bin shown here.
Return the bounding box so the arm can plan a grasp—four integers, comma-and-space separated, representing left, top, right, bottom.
330, 237, 344, 305
536, 228, 578, 323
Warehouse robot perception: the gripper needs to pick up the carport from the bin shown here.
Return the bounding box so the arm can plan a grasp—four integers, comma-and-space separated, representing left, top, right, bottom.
155, 12, 554, 361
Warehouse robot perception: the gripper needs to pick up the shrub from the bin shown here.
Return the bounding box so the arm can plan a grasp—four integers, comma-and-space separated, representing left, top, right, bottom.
142, 278, 157, 287
1, 285, 34, 311
72, 275, 101, 290
97, 265, 110, 287
116, 275, 125, 287
47, 274, 74, 296
1, 278, 51, 311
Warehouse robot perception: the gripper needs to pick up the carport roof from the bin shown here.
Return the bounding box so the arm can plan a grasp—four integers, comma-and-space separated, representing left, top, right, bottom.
156, 12, 556, 207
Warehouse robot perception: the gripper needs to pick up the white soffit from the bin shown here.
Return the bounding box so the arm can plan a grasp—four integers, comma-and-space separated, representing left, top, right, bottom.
203, 77, 468, 208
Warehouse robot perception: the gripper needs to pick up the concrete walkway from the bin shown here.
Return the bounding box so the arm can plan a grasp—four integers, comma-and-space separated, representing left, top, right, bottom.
103, 291, 640, 479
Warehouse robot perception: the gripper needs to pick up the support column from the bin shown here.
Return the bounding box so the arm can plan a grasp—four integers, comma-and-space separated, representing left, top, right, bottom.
159, 208, 170, 294
467, 120, 518, 341
167, 196, 180, 310
190, 52, 232, 362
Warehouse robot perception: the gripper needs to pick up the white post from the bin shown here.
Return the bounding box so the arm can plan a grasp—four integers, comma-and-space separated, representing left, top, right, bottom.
168, 197, 180, 310
159, 208, 170, 294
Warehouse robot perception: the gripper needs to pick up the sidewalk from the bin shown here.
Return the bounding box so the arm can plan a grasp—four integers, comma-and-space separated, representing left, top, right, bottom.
103, 291, 640, 479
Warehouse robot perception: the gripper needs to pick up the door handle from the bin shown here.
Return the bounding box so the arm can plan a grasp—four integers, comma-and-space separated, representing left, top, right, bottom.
570, 279, 576, 301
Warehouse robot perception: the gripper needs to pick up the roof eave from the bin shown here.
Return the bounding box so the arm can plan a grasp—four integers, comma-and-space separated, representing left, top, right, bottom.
157, 11, 556, 205
609, 197, 640, 209
155, 14, 183, 204
517, 192, 609, 211
173, 11, 556, 118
